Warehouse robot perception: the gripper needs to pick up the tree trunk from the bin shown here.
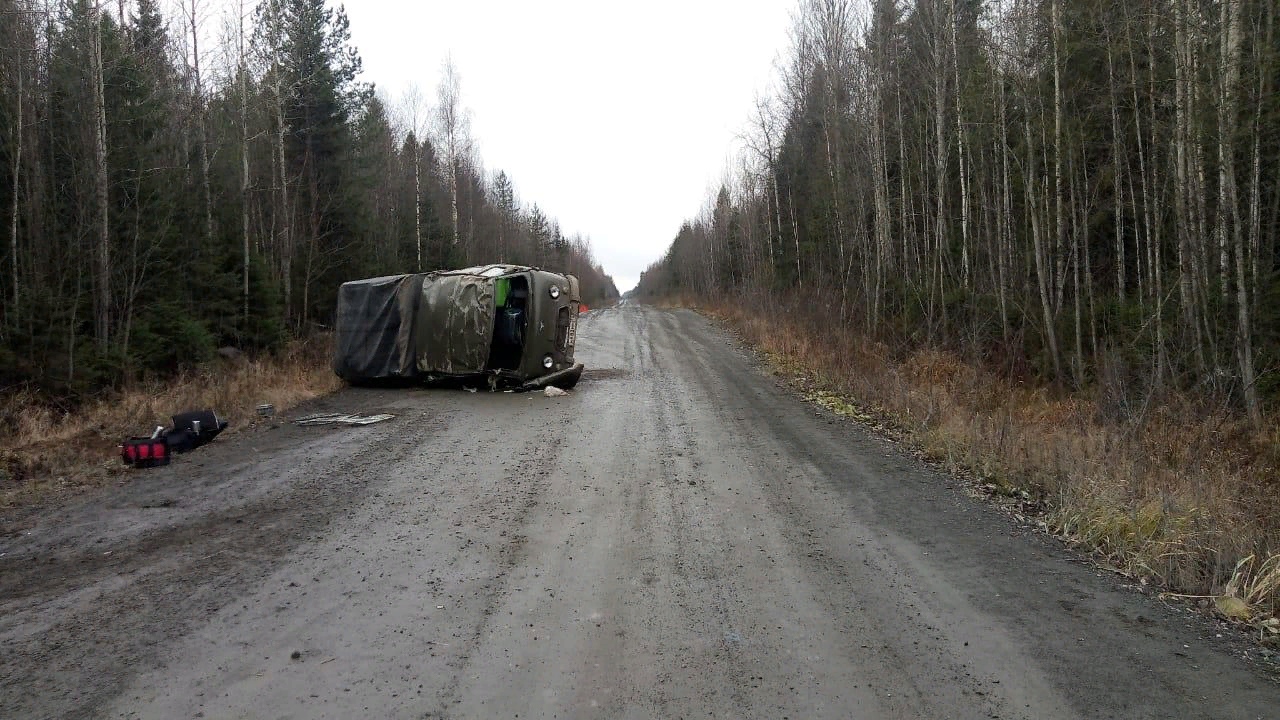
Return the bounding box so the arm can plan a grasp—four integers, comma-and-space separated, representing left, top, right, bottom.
1106, 39, 1125, 304
274, 78, 292, 326
1250, 0, 1272, 325
996, 49, 1011, 341
872, 107, 891, 331
240, 0, 250, 331
951, 0, 971, 290
190, 0, 214, 248
788, 186, 802, 288
1216, 0, 1259, 424
1080, 163, 1098, 367
1173, 0, 1203, 375
823, 120, 847, 313
9, 53, 22, 324
769, 167, 781, 278
450, 160, 460, 248
1027, 117, 1062, 381
897, 88, 913, 293
435, 60, 468, 251
1051, 0, 1067, 322
932, 0, 949, 338
414, 149, 422, 270
92, 1, 110, 349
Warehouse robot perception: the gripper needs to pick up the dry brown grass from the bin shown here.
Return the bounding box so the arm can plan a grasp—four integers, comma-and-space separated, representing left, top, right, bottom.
0, 337, 342, 509
706, 299, 1280, 629
646, 293, 702, 310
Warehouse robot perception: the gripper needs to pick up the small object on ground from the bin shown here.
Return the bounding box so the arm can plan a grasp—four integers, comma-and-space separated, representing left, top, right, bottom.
543, 386, 568, 398
120, 436, 170, 468
295, 413, 395, 427
256, 404, 275, 418
120, 409, 227, 468
290, 650, 301, 660
167, 410, 229, 452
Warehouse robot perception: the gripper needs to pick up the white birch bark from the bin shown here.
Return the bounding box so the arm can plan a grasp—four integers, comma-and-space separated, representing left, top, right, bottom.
950, 0, 970, 289
1216, 0, 1259, 424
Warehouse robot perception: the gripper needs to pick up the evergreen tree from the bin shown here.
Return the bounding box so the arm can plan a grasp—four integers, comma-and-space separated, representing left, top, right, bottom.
0, 0, 619, 397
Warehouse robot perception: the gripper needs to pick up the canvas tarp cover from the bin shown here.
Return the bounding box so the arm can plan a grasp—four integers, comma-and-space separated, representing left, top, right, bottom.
414, 273, 496, 374
333, 274, 424, 381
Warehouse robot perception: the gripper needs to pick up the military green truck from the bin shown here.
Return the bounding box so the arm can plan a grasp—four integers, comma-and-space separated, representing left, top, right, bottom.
333, 264, 583, 390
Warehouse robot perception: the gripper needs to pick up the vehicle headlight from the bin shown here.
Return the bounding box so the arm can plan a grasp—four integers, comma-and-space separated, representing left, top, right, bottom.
542, 354, 555, 369
548, 285, 561, 299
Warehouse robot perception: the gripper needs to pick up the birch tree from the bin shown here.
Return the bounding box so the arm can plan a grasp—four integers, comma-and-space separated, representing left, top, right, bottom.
434, 57, 470, 251
184, 0, 214, 247
402, 83, 425, 270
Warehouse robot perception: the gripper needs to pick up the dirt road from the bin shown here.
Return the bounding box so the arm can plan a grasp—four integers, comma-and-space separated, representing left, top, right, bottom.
1, 304, 1276, 719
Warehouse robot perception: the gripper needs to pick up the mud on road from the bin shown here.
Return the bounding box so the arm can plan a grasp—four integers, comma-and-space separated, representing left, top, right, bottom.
2, 304, 1277, 719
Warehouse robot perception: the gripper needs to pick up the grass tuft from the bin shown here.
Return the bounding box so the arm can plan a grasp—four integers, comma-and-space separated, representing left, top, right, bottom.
705, 297, 1280, 629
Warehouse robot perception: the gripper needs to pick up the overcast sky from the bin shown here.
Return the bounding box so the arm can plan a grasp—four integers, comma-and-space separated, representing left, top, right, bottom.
339, 1, 797, 293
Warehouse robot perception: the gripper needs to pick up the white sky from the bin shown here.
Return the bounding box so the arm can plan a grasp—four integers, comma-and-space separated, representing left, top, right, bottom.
340, 1, 797, 293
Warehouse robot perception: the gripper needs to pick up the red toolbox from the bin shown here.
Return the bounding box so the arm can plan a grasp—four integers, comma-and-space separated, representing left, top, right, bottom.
120, 437, 170, 468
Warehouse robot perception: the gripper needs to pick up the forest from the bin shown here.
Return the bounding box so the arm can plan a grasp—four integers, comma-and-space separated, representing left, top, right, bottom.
0, 0, 619, 399
638, 0, 1278, 425
637, 0, 1280, 611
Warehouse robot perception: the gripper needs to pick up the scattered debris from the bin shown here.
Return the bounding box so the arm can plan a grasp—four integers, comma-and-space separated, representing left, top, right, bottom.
543, 386, 568, 398
120, 409, 229, 468
256, 404, 275, 418
294, 413, 394, 427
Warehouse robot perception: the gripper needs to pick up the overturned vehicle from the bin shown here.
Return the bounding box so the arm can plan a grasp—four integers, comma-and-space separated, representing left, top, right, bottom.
334, 265, 583, 390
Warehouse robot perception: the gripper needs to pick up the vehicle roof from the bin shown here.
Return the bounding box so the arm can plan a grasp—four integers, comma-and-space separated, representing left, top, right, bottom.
437, 264, 533, 278
339, 273, 413, 287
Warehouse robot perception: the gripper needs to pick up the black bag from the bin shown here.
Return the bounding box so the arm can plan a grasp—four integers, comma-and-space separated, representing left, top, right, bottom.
169, 410, 228, 451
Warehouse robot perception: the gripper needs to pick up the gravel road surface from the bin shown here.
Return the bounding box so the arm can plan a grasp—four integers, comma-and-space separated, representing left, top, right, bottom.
2, 304, 1277, 719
